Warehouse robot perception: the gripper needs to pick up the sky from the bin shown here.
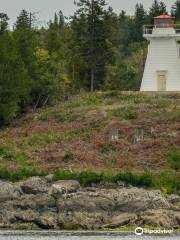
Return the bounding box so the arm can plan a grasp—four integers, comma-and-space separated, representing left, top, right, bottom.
0, 0, 174, 26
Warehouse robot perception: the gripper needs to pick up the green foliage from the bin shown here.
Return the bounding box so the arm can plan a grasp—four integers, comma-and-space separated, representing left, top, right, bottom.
109, 107, 138, 120
0, 167, 47, 181
63, 151, 74, 162
172, 0, 180, 20
62, 223, 81, 230
72, 0, 114, 91
0, 167, 178, 194
115, 172, 153, 187
152, 171, 180, 195
167, 148, 180, 170
53, 170, 152, 187
0, 0, 178, 125
0, 146, 13, 161
0, 29, 29, 124
149, 0, 167, 22
99, 145, 113, 155
0, 13, 9, 33
53, 170, 179, 194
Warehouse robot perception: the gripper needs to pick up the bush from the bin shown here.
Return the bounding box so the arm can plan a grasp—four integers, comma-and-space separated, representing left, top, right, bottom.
0, 146, 13, 161
63, 151, 74, 162
109, 107, 138, 120
113, 172, 152, 187
152, 171, 180, 195
0, 168, 47, 181
167, 149, 180, 170
54, 170, 104, 187
0, 168, 179, 195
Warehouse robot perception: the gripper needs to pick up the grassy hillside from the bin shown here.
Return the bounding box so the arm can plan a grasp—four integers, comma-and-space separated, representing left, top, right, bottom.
0, 91, 179, 193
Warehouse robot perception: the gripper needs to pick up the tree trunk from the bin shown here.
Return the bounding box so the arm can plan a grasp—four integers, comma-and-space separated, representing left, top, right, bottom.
90, 67, 95, 92
90, 0, 95, 92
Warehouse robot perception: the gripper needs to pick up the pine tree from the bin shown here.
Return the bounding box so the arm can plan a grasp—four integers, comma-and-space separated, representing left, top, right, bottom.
172, 0, 180, 21
134, 3, 147, 42
72, 0, 109, 91
58, 11, 65, 33
0, 14, 28, 123
0, 13, 9, 33
149, 0, 168, 22
44, 11, 72, 102
13, 10, 43, 110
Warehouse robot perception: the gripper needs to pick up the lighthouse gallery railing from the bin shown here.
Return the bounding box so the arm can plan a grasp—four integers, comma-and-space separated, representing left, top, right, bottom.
143, 25, 180, 35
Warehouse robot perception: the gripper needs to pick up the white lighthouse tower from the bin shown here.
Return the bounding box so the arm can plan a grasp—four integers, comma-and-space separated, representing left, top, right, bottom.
141, 15, 180, 91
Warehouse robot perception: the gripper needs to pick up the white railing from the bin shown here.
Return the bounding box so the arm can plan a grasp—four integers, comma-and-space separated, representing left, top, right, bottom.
143, 24, 180, 35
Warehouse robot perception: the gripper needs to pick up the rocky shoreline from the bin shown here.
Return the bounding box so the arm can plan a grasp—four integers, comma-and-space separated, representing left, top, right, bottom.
0, 176, 179, 230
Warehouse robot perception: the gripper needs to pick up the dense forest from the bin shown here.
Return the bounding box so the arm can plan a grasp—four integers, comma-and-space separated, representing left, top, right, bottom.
0, 0, 180, 124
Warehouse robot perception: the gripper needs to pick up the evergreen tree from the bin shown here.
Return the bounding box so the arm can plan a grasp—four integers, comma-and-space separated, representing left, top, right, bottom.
58, 11, 65, 33
14, 10, 38, 108
72, 0, 109, 91
0, 14, 28, 123
134, 3, 147, 42
0, 13, 9, 33
149, 0, 168, 22
172, 0, 180, 21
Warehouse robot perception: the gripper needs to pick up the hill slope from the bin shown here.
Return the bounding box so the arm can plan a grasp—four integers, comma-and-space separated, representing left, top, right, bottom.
0, 91, 179, 174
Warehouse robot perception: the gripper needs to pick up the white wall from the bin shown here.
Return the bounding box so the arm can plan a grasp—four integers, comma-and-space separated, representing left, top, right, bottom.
141, 37, 180, 91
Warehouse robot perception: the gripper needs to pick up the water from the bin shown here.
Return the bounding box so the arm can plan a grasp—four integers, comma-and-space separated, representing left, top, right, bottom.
0, 231, 179, 240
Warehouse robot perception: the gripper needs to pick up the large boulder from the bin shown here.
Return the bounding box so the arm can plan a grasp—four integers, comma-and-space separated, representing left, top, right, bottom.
58, 211, 109, 230
114, 188, 170, 212
56, 187, 172, 229
0, 181, 21, 202
102, 213, 137, 228
13, 193, 56, 211
57, 188, 115, 229
37, 211, 58, 229
15, 209, 39, 222
0, 209, 16, 227
50, 180, 80, 197
168, 194, 180, 210
139, 209, 180, 228
20, 177, 49, 194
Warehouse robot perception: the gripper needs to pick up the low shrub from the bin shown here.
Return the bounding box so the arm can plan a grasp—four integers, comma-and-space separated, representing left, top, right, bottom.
113, 171, 152, 187
0, 167, 179, 195
152, 171, 180, 195
0, 168, 47, 181
167, 148, 180, 170
109, 107, 138, 120
63, 151, 74, 162
0, 146, 13, 161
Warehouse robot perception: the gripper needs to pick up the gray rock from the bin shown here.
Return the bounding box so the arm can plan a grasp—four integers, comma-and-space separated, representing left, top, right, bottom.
37, 212, 58, 229
0, 177, 179, 230
15, 210, 39, 222
45, 174, 54, 183
0, 181, 21, 202
50, 180, 80, 197
117, 181, 126, 187
102, 213, 137, 228
20, 177, 49, 194
139, 209, 179, 228
14, 194, 56, 210
168, 194, 180, 209
114, 188, 170, 212
58, 211, 109, 230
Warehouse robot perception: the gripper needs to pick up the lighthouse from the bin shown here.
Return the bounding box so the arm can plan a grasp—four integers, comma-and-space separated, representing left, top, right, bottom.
141, 15, 180, 91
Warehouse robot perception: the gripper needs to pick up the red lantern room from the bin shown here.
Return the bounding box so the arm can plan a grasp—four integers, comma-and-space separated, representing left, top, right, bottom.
153, 15, 175, 28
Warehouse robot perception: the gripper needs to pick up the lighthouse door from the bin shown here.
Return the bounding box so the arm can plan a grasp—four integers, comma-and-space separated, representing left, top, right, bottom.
157, 71, 167, 91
